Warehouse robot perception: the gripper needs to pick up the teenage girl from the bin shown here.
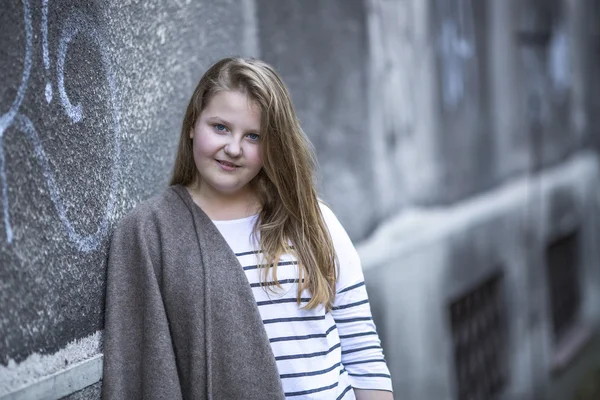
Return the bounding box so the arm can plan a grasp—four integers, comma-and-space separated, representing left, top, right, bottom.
103, 57, 393, 400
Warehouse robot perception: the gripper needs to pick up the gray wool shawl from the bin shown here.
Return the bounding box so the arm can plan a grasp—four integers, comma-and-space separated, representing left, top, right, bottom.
102, 185, 285, 399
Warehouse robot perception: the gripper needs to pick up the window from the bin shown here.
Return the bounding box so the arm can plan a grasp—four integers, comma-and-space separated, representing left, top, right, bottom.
546, 230, 581, 345
449, 271, 508, 400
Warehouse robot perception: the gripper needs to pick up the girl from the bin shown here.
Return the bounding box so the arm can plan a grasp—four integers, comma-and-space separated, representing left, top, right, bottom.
103, 57, 393, 400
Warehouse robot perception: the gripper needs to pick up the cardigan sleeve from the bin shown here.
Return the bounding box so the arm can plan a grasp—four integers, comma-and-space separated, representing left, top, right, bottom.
102, 206, 183, 400
320, 204, 394, 393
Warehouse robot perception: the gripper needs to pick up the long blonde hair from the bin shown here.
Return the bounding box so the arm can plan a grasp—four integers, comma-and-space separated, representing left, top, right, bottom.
170, 57, 337, 310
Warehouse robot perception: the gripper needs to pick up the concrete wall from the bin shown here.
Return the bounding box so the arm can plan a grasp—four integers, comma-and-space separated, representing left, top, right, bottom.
360, 152, 600, 400
1, 0, 599, 399
589, 0, 600, 151
0, 0, 249, 397
361, 0, 600, 399
256, 0, 377, 240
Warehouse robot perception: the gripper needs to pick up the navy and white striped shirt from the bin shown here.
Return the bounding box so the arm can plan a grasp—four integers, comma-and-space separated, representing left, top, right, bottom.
213, 204, 393, 399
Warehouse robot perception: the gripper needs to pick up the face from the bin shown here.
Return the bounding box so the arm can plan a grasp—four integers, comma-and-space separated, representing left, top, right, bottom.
190, 90, 263, 199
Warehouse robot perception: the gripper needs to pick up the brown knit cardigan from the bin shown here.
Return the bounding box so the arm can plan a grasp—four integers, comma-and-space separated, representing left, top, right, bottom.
102, 185, 285, 399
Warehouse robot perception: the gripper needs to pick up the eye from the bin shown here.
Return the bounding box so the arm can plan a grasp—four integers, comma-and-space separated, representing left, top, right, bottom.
247, 133, 260, 141
214, 123, 227, 132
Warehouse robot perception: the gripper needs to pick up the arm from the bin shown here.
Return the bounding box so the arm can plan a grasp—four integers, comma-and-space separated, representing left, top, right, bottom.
332, 281, 394, 398
320, 204, 394, 396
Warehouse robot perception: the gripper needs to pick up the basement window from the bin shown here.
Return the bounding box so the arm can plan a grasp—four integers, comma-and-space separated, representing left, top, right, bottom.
546, 230, 591, 374
449, 271, 508, 400
546, 230, 581, 343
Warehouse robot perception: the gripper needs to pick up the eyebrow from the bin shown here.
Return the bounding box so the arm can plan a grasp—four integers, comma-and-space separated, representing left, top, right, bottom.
206, 116, 231, 125
206, 116, 260, 133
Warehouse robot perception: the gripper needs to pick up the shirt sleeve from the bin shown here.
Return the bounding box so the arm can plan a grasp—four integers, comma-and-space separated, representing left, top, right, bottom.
320, 203, 394, 393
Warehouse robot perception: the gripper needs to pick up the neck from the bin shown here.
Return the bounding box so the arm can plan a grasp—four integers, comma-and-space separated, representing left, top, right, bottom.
186, 181, 261, 221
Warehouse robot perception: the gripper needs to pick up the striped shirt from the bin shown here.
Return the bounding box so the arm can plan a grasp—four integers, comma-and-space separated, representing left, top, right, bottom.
213, 204, 393, 399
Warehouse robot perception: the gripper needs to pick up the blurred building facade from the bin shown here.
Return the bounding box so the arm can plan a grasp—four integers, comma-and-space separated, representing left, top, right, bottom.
0, 0, 599, 399
359, 1, 600, 399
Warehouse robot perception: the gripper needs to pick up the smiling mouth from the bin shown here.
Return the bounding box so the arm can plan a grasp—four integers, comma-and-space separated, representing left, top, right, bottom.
216, 159, 239, 168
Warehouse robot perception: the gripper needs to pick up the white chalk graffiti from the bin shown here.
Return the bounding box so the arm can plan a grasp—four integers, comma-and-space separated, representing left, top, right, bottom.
437, 0, 479, 109
42, 0, 53, 103
0, 0, 122, 252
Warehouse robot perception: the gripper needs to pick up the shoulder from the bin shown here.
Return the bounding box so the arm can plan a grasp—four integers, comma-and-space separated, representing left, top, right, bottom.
318, 201, 347, 238
318, 200, 355, 250
318, 201, 364, 288
113, 187, 186, 237
317, 200, 339, 228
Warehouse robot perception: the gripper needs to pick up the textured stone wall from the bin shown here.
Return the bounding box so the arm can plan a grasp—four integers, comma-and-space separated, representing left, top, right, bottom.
0, 0, 249, 396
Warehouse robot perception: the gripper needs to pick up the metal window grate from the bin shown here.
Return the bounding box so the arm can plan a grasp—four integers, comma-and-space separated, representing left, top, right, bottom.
449, 272, 508, 400
546, 230, 581, 344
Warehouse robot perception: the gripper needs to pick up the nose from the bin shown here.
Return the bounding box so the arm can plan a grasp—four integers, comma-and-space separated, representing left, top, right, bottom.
224, 137, 242, 157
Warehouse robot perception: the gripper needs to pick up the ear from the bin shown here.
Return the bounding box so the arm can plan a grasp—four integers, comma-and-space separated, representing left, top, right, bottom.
189, 127, 194, 139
